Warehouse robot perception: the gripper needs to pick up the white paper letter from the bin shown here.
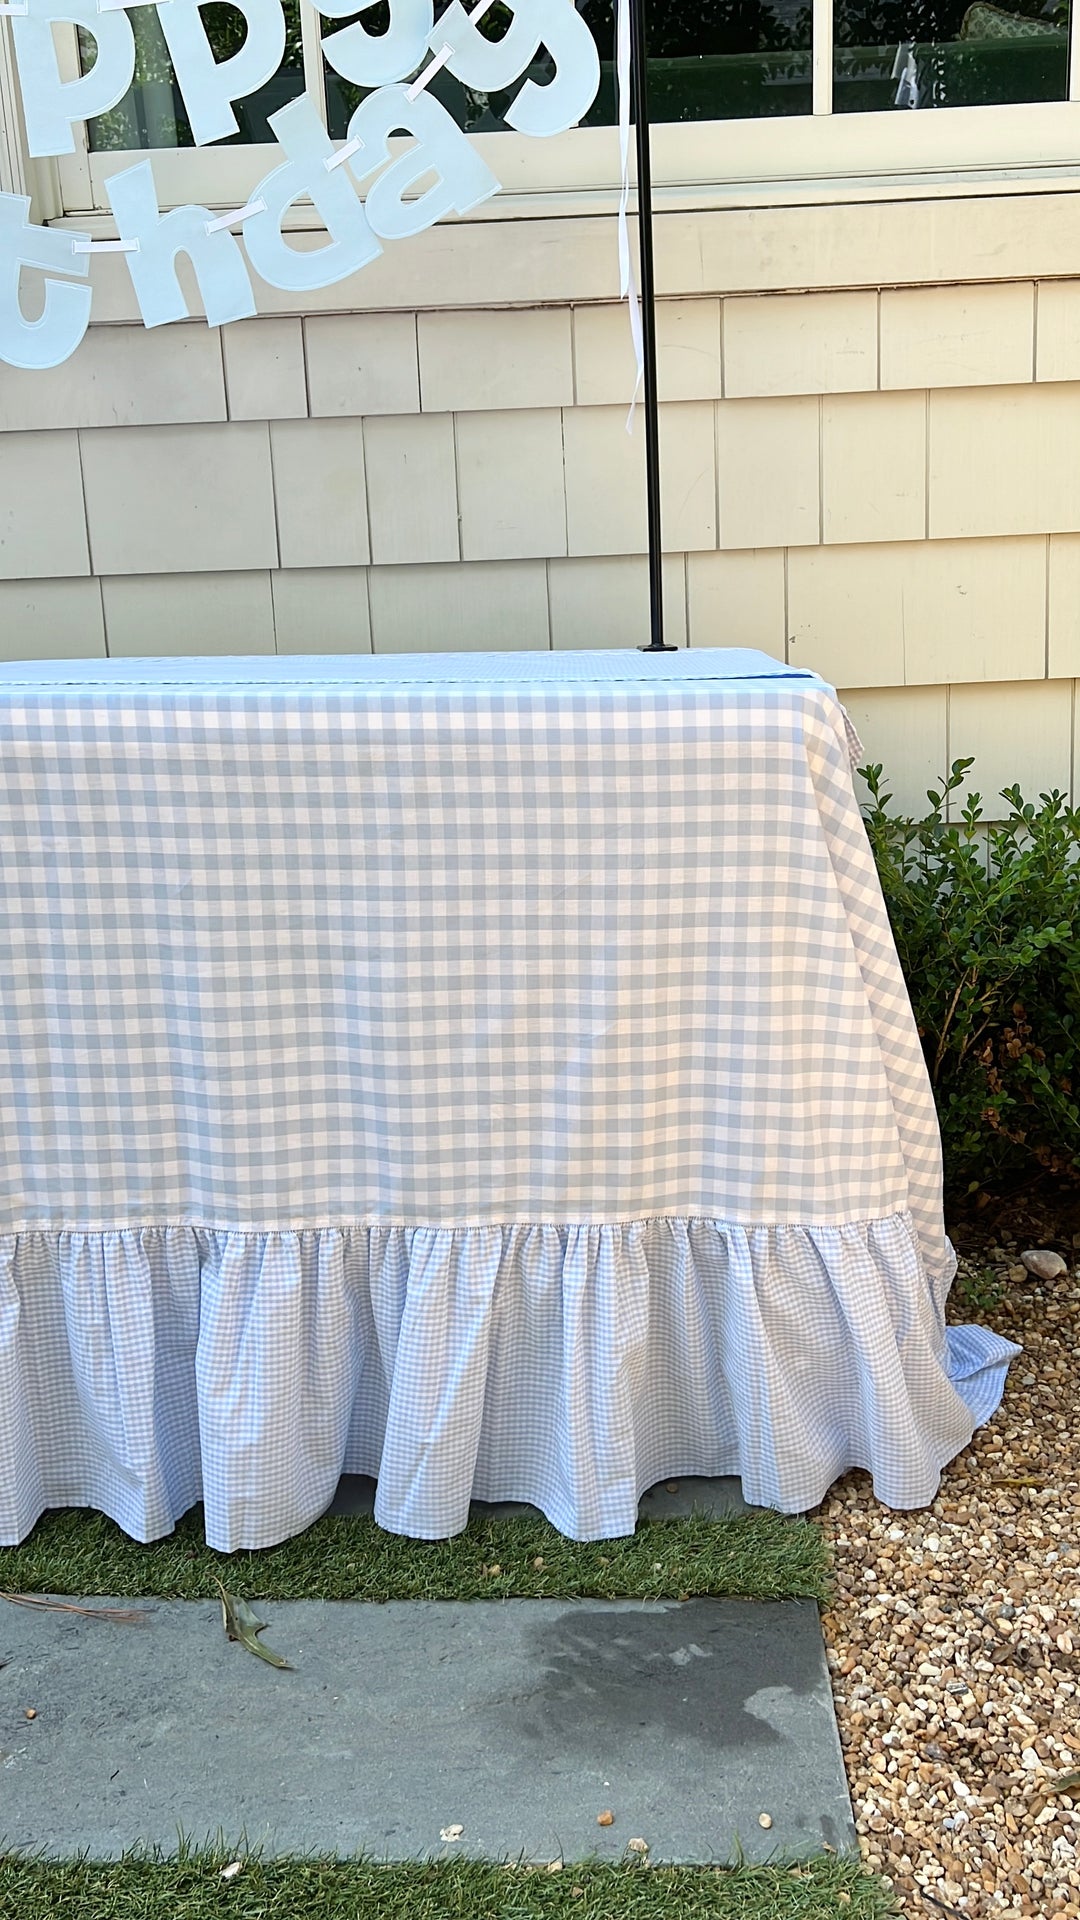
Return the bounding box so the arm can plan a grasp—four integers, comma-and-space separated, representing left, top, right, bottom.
157, 0, 286, 147
321, 0, 432, 88
0, 193, 92, 369
12, 0, 135, 157
106, 160, 257, 327
434, 0, 599, 136
347, 85, 498, 241
242, 95, 381, 293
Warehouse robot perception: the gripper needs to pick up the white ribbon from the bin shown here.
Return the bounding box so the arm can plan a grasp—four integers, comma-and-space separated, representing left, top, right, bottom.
204, 197, 267, 235
616, 0, 644, 432
324, 134, 365, 171
406, 41, 454, 101
71, 236, 140, 252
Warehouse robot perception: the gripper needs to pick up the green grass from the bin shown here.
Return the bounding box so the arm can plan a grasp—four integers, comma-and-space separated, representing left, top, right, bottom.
0, 1506, 829, 1604
0, 1847, 896, 1920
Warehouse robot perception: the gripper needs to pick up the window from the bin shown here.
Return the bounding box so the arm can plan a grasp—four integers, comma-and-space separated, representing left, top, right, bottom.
80, 1, 307, 149
22, 0, 1080, 217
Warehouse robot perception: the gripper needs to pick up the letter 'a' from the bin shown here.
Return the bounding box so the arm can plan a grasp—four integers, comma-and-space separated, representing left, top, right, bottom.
347, 86, 499, 240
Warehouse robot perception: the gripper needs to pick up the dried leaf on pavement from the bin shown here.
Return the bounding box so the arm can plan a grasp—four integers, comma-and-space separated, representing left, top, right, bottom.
212, 1578, 292, 1670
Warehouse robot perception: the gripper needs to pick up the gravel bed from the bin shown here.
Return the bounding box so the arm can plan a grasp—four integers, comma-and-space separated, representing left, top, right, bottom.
816, 1232, 1080, 1919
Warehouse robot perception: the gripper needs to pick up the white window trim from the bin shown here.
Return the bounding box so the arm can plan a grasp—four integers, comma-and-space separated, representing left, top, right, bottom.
0, 14, 30, 198
7, 14, 1080, 221
49, 101, 1080, 220
813, 0, 833, 115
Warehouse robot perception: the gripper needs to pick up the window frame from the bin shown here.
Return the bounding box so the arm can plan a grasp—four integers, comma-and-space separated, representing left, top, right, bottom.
6, 3, 1080, 219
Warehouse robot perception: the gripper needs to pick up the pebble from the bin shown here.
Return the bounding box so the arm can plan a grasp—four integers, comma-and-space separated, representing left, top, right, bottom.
819, 1249, 1080, 1920
758, 1813, 773, 1829
1021, 1249, 1068, 1280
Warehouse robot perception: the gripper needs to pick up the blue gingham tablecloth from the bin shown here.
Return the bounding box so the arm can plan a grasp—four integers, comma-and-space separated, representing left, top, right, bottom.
0, 648, 1019, 1549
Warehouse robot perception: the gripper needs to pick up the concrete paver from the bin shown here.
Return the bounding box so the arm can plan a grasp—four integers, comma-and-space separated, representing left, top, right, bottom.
0, 1594, 853, 1864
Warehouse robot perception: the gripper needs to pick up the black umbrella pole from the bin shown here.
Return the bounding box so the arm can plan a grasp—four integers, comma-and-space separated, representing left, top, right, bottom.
631, 0, 677, 651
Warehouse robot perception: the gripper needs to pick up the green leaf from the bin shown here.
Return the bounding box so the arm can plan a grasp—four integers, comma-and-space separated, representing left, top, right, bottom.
212, 1577, 292, 1670
860, 751, 1080, 1197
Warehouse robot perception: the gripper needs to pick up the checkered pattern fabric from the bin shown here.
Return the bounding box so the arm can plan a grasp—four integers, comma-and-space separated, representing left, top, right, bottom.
0, 651, 1019, 1548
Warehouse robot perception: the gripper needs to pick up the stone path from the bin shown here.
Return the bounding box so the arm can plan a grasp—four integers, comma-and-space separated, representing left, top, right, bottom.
0, 1480, 855, 1866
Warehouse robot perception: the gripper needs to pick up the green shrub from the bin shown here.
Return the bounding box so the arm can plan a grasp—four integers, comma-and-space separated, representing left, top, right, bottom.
860, 759, 1080, 1201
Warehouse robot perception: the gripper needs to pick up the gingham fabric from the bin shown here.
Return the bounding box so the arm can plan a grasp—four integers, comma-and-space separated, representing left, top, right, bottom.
0, 649, 1019, 1549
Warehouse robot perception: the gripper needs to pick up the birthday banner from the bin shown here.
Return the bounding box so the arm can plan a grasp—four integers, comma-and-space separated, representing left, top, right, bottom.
1, 0, 606, 370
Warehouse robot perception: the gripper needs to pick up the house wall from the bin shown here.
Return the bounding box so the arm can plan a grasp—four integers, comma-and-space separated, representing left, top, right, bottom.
4, 186, 1080, 813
